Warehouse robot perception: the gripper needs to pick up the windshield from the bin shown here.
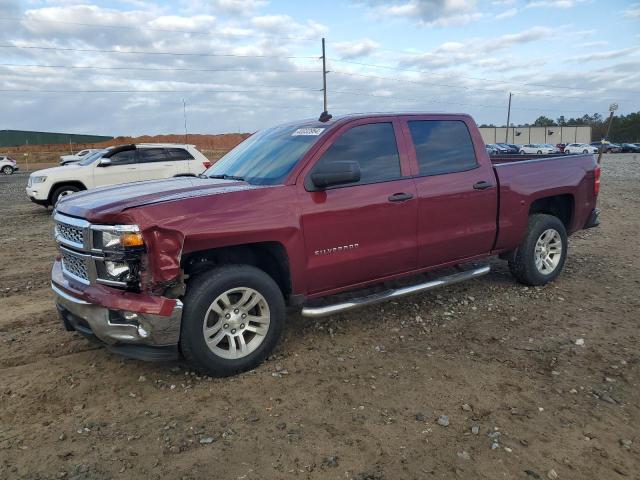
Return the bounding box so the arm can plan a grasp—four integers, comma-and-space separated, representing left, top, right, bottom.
78, 148, 108, 166
204, 124, 327, 185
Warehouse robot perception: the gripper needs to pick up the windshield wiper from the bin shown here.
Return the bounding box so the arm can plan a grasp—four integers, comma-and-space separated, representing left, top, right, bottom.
208, 174, 246, 181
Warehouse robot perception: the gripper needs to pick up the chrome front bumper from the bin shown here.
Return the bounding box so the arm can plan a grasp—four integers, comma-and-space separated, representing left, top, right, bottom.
53, 283, 183, 347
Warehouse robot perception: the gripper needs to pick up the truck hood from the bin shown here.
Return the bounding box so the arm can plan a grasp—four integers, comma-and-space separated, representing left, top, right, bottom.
56, 177, 255, 220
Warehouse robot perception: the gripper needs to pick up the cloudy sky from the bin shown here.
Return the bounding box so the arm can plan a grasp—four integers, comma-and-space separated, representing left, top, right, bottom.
0, 0, 638, 136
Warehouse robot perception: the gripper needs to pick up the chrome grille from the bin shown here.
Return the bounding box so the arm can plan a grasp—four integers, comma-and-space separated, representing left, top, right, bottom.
61, 249, 89, 283
56, 222, 84, 246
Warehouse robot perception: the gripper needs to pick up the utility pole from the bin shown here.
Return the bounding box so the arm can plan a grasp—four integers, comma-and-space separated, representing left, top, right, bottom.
182, 99, 188, 145
597, 102, 618, 165
505, 92, 512, 143
318, 37, 332, 122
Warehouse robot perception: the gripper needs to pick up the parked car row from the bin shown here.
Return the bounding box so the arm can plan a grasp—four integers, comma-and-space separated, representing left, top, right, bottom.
27, 143, 211, 207
486, 141, 640, 156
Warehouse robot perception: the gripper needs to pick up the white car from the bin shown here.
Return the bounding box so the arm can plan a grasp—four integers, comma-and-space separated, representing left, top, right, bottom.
0, 155, 19, 175
59, 149, 101, 166
564, 143, 597, 154
27, 143, 211, 207
519, 144, 556, 155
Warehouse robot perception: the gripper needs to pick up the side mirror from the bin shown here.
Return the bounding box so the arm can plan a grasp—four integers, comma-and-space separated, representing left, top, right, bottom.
98, 158, 112, 167
310, 161, 361, 190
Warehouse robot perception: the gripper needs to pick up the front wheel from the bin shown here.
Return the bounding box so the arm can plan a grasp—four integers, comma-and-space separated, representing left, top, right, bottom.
508, 214, 567, 286
537, 150, 543, 154
51, 185, 80, 206
180, 264, 285, 377
2, 166, 13, 175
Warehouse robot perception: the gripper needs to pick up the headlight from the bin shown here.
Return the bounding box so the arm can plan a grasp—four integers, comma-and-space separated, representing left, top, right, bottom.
31, 175, 47, 184
92, 225, 144, 251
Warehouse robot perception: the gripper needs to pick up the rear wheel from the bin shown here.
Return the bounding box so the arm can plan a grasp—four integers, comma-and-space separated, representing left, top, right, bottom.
583, 149, 588, 154
508, 214, 567, 286
51, 185, 80, 206
180, 264, 285, 377
537, 150, 542, 154
2, 166, 13, 175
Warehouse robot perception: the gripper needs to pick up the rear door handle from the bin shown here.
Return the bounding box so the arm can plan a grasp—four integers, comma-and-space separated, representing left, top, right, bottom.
473, 181, 493, 190
388, 192, 414, 202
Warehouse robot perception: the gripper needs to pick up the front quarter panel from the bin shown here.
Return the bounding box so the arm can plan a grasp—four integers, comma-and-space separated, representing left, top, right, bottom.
127, 185, 305, 292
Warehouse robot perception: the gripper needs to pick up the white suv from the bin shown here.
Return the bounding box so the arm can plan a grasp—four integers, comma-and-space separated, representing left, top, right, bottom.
1, 155, 19, 175
26, 144, 210, 207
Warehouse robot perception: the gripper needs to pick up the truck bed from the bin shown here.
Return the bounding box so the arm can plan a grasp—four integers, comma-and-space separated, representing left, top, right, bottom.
490, 152, 598, 252
490, 153, 580, 165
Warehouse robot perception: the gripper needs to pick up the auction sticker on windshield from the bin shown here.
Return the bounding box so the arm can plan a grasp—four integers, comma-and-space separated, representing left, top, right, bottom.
292, 128, 325, 136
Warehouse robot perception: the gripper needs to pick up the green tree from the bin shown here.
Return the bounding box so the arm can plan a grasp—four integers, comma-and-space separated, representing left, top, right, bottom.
533, 116, 556, 127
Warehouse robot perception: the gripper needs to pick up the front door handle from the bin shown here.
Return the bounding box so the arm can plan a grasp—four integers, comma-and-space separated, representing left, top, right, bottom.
388, 192, 414, 202
473, 181, 493, 190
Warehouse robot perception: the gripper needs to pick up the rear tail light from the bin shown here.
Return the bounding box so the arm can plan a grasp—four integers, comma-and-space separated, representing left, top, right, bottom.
594, 165, 601, 196
202, 161, 211, 169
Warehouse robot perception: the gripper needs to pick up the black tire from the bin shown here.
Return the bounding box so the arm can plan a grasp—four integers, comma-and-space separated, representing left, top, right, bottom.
537, 150, 542, 154
583, 149, 588, 154
51, 185, 80, 205
180, 264, 285, 377
508, 214, 568, 286
2, 166, 13, 175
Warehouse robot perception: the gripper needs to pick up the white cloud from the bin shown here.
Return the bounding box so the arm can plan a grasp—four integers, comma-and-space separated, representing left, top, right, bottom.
525, 0, 586, 9
495, 8, 517, 19
573, 46, 640, 62
623, 3, 640, 19
334, 39, 379, 59
362, 0, 483, 27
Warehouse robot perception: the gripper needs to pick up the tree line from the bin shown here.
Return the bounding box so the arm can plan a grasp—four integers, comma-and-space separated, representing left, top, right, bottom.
480, 111, 640, 142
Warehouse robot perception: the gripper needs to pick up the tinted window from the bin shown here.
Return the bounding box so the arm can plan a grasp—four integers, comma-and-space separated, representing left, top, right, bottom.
109, 150, 137, 165
408, 120, 477, 176
313, 122, 401, 186
138, 148, 168, 163
166, 148, 194, 161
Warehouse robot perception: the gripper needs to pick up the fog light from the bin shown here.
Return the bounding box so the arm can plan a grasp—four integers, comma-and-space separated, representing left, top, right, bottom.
105, 261, 130, 278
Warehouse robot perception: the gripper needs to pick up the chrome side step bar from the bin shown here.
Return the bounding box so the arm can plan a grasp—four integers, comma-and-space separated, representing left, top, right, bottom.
301, 265, 490, 318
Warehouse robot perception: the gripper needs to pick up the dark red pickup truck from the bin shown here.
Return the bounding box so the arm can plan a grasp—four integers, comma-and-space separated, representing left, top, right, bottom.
51, 113, 600, 376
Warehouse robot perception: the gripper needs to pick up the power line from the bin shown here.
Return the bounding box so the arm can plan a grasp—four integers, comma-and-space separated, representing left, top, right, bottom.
0, 44, 318, 59
331, 59, 640, 96
0, 63, 320, 74
0, 16, 318, 42
0, 87, 320, 94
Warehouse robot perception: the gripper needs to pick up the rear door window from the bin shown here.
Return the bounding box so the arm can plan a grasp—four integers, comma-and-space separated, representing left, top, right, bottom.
408, 120, 477, 176
312, 122, 401, 186
166, 148, 195, 161
138, 148, 169, 163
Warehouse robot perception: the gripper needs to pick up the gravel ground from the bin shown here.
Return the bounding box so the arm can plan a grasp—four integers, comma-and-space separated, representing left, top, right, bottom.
0, 155, 639, 480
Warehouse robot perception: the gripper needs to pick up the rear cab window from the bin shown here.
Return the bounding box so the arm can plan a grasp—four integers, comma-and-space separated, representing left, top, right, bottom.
310, 122, 401, 187
407, 120, 478, 176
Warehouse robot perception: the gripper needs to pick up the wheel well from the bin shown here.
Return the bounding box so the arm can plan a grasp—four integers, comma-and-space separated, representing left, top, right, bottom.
529, 194, 574, 228
181, 242, 292, 298
48, 181, 87, 203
